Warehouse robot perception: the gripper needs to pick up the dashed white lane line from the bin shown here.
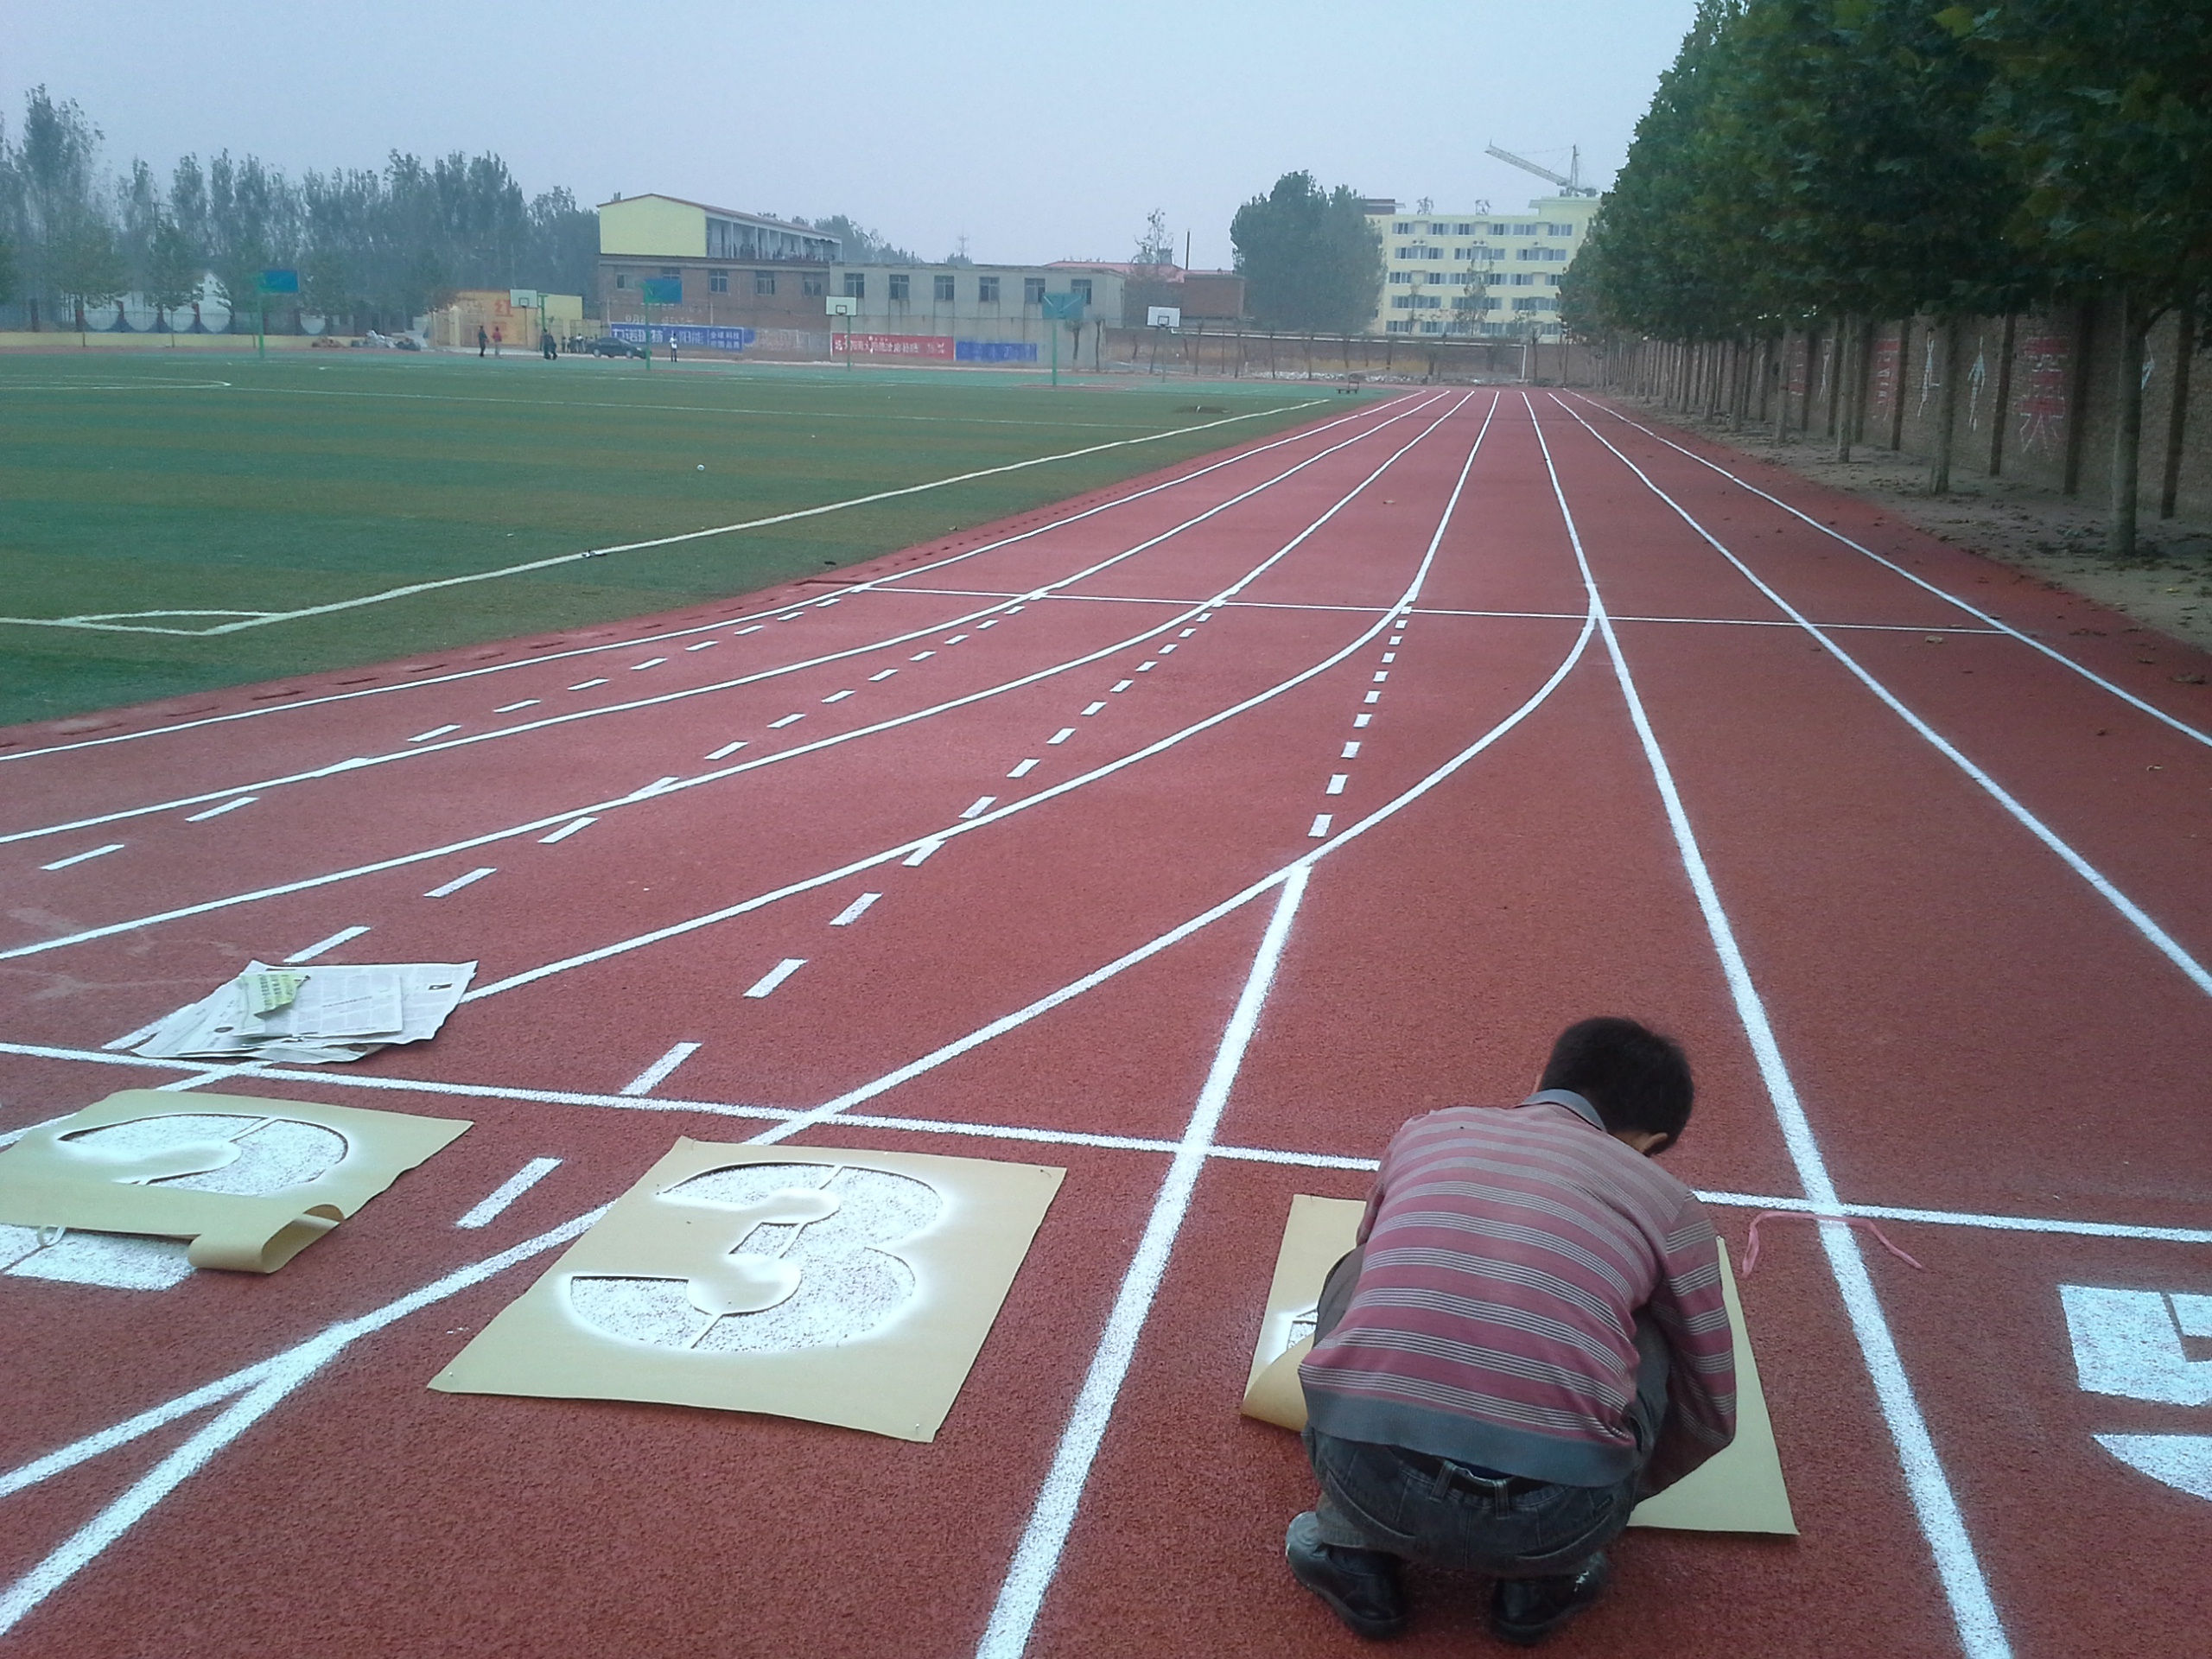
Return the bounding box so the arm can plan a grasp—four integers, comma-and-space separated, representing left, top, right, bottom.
1308, 814, 1333, 837
40, 844, 124, 871
944, 634, 970, 644
1381, 652, 1396, 663
778, 612, 804, 621
769, 714, 805, 728
493, 699, 539, 713
424, 867, 497, 898
283, 925, 369, 964
631, 658, 666, 671
539, 817, 596, 843
455, 1158, 563, 1229
1354, 713, 1372, 728
1137, 662, 1157, 672
1371, 671, 1389, 683
569, 677, 607, 690
626, 777, 682, 800
903, 840, 943, 867
977, 620, 999, 629
1157, 644, 1177, 654
823, 690, 855, 703
1325, 775, 1348, 795
960, 796, 998, 819
620, 1041, 702, 1096
1389, 635, 1403, 645
409, 724, 461, 743
743, 958, 807, 998
1083, 702, 1107, 715
912, 651, 936, 661
684, 641, 717, 652
868, 669, 898, 682
735, 625, 764, 635
1111, 680, 1135, 693
706, 741, 747, 760
1341, 741, 1360, 758
184, 797, 257, 822
1008, 760, 1040, 779
1363, 690, 1381, 704
830, 892, 882, 926
1049, 728, 1075, 745
1179, 628, 1197, 639
1198, 611, 1213, 620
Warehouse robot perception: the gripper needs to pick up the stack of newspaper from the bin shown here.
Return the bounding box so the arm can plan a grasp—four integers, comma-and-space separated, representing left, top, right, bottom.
124, 961, 477, 1065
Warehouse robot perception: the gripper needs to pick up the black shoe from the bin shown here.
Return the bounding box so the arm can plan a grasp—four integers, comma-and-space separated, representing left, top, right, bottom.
1285, 1511, 1408, 1639
1490, 1554, 1611, 1647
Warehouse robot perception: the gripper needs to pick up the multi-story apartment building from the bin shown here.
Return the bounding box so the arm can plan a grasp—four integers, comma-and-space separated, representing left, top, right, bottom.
1363, 194, 1598, 340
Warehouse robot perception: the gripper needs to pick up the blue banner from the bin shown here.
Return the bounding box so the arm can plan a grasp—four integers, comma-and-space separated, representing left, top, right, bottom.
610, 323, 756, 352
955, 340, 1039, 363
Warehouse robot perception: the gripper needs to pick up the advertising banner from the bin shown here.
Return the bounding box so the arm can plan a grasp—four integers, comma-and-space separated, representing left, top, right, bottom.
955, 340, 1039, 363
610, 323, 756, 353
832, 333, 957, 359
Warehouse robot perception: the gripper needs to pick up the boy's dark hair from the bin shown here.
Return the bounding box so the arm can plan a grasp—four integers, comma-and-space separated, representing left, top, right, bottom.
1539, 1016, 1694, 1147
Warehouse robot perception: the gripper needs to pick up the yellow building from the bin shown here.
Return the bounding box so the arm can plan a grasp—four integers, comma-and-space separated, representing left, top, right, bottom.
428, 289, 582, 350
1366, 195, 1598, 340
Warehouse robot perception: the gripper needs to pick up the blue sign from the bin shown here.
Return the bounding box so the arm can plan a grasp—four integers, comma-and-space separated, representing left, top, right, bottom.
257, 268, 300, 295
610, 323, 755, 353
1039, 292, 1084, 321
639, 276, 683, 305
956, 340, 1039, 363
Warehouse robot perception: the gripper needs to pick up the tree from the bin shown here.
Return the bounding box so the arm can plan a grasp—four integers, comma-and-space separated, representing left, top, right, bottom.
1, 86, 105, 329
1230, 172, 1382, 334
143, 214, 200, 337
800, 213, 918, 264
49, 213, 125, 335
0, 233, 18, 307
1133, 207, 1175, 268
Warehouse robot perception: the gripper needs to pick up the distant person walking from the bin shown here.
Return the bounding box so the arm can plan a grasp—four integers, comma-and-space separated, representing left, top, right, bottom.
541, 327, 556, 360
477, 325, 488, 358
493, 325, 503, 357
668, 337, 678, 365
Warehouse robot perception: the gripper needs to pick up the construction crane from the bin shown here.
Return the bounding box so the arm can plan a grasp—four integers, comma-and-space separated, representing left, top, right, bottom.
1485, 143, 1598, 197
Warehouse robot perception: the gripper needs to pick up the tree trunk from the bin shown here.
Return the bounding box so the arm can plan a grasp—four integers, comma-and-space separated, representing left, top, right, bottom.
2110, 288, 2146, 560
1774, 327, 1793, 442
2160, 302, 2195, 519
1988, 314, 2016, 477
1835, 317, 1858, 462
1826, 321, 1844, 441
1928, 317, 1960, 495
1888, 321, 1909, 451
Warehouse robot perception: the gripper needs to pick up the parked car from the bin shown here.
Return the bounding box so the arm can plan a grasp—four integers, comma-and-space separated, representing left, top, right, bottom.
584, 335, 645, 358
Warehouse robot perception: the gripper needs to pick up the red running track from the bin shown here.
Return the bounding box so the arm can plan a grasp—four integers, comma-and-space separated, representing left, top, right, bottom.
2, 388, 2209, 1657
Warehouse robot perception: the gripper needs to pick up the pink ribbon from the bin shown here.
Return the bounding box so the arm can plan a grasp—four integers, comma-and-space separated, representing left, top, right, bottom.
1740, 1211, 1928, 1277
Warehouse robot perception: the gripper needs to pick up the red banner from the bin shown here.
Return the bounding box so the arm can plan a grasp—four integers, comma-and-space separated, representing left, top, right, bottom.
831, 333, 955, 359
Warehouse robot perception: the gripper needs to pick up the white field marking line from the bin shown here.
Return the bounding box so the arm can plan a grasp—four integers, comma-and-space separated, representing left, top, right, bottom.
537, 817, 594, 843
37, 844, 124, 871
822, 690, 855, 703
706, 741, 747, 760
1528, 394, 2011, 1659
1008, 759, 1040, 778
0, 398, 1403, 765
409, 723, 461, 742
1341, 742, 1360, 758
618, 1040, 702, 1096
1308, 814, 1332, 836
454, 396, 1486, 1002
830, 891, 881, 926
423, 866, 496, 898
1082, 701, 1106, 715
495, 697, 541, 709
0, 403, 1338, 641
1325, 774, 1347, 794
868, 669, 897, 681
768, 713, 805, 728
743, 958, 807, 998
569, 677, 607, 690
685, 642, 716, 652
631, 658, 666, 671
182, 797, 257, 822
1553, 397, 2212, 1002
976, 866, 1309, 1659
0, 1205, 607, 1637
0, 399, 1468, 971
454, 1157, 563, 1229
960, 796, 998, 818
1569, 393, 2212, 749
1049, 728, 1074, 744
282, 925, 367, 964
0, 401, 1455, 852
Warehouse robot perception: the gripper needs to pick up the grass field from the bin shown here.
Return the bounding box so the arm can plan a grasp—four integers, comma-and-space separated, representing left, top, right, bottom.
0, 352, 1332, 727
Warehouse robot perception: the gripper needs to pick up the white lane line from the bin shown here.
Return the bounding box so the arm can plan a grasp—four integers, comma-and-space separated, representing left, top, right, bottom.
1308, 814, 1332, 837
624, 776, 681, 800
620, 1041, 702, 1096
976, 867, 1310, 1659
40, 844, 124, 871
184, 797, 257, 822
1571, 394, 2212, 750
706, 741, 747, 760
1529, 394, 2010, 1659
822, 690, 855, 703
1008, 760, 1040, 779
768, 713, 804, 728
102, 1018, 168, 1053
1198, 611, 1213, 620
1007, 605, 1026, 613
1158, 644, 1177, 654
1179, 628, 1197, 638
912, 651, 936, 661
869, 670, 898, 682
1554, 398, 2212, 1002
1341, 741, 1360, 758
960, 796, 998, 819
538, 817, 595, 843
684, 641, 717, 652
1354, 713, 1371, 728
1325, 774, 1347, 795
945, 634, 970, 644
631, 658, 666, 671
1082, 702, 1107, 715
408, 725, 461, 742
743, 958, 806, 998
1371, 671, 1389, 683
779, 612, 804, 622
1381, 652, 1396, 663
454, 1158, 563, 1229
1049, 728, 1074, 745
493, 699, 540, 713
569, 677, 607, 690
1137, 662, 1157, 672
978, 620, 999, 630
902, 840, 943, 868
1111, 680, 1134, 693
735, 625, 764, 635
283, 925, 368, 963
423, 867, 496, 899
830, 892, 882, 926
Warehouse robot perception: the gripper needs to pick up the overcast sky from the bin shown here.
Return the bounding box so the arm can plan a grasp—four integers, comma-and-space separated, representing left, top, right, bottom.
8, 0, 1697, 266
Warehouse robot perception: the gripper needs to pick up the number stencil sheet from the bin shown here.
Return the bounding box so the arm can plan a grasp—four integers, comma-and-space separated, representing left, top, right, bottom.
429, 1138, 1065, 1441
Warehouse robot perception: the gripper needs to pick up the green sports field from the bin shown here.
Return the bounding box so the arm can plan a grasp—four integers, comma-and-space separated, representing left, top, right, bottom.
0, 352, 1332, 728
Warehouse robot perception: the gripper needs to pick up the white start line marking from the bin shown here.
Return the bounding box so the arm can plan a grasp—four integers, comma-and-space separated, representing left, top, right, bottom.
1008, 760, 1039, 779
1341, 741, 1361, 759
735, 625, 764, 635
1308, 814, 1333, 838
631, 658, 666, 671
424, 867, 497, 899
960, 796, 997, 819
1083, 702, 1106, 716
830, 892, 882, 927
1354, 713, 1372, 728
912, 651, 935, 661
743, 958, 808, 998
707, 741, 747, 760
620, 1041, 702, 1096
1325, 775, 1348, 795
569, 677, 607, 690
823, 690, 855, 703
40, 844, 125, 871
185, 797, 258, 822
869, 670, 898, 682
539, 817, 596, 844
1111, 680, 1134, 693
1049, 728, 1074, 745
283, 925, 370, 963
769, 714, 805, 728
1363, 691, 1381, 705
685, 641, 717, 652
903, 840, 942, 867
409, 724, 461, 743
494, 699, 540, 713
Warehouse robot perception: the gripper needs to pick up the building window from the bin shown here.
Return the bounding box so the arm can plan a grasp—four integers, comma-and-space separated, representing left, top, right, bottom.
889, 274, 910, 302
978, 275, 1001, 302
1389, 271, 1413, 284
709, 270, 729, 294
1454, 222, 1474, 235
934, 273, 956, 301
843, 272, 866, 299
802, 272, 825, 296
1387, 320, 1411, 333
1024, 276, 1046, 304
1512, 224, 1537, 236
1546, 275, 1561, 286
1390, 296, 1414, 309
615, 272, 627, 289
1513, 297, 1544, 311
1546, 223, 1573, 235
1071, 278, 1092, 304
1511, 273, 1535, 286
1394, 221, 1412, 234
755, 270, 777, 296
1421, 321, 1442, 334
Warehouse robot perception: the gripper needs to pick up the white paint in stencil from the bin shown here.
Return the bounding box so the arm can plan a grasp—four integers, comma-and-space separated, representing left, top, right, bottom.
2094, 1435, 2212, 1502
1, 1227, 194, 1291
2062, 1285, 2212, 1405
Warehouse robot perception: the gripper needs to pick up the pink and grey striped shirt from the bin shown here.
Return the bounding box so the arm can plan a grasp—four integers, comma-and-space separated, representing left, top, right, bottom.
1300, 1094, 1736, 1491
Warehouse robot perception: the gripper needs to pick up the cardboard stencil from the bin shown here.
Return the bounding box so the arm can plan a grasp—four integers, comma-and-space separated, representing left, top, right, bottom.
0, 1090, 471, 1273
429, 1139, 1065, 1442
1240, 1196, 1796, 1535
